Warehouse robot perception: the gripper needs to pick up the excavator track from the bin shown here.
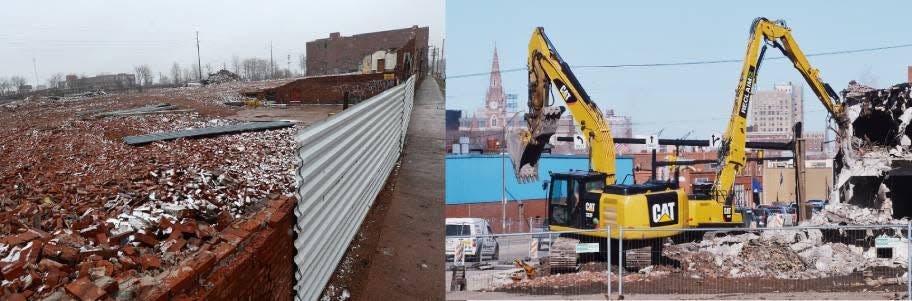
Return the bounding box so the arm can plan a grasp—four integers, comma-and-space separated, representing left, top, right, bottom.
548, 237, 579, 273
624, 246, 653, 271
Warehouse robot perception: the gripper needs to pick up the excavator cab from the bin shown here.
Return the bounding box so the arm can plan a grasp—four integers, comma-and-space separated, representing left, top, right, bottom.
547, 171, 606, 230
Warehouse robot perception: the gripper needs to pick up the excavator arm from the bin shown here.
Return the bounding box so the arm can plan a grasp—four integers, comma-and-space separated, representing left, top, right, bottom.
713, 17, 845, 206
507, 27, 616, 184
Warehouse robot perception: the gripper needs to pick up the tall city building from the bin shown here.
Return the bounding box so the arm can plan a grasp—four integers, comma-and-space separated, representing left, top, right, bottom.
747, 82, 803, 141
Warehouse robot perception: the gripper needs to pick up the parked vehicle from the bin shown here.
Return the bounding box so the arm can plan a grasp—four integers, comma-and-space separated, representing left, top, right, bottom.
755, 205, 792, 227
445, 218, 499, 262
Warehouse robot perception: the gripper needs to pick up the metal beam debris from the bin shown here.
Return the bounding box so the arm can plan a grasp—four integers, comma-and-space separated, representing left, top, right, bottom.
123, 121, 294, 145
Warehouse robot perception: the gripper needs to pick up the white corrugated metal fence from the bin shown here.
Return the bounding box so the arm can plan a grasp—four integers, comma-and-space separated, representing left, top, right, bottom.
292, 75, 416, 300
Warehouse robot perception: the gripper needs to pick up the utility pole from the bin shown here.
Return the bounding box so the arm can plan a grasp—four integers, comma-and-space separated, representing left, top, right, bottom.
793, 122, 808, 222
32, 58, 39, 87
440, 38, 445, 78
196, 31, 202, 81
269, 41, 274, 80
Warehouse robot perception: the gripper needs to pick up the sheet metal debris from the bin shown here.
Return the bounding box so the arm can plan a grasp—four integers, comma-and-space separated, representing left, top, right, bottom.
123, 121, 294, 145
93, 103, 192, 118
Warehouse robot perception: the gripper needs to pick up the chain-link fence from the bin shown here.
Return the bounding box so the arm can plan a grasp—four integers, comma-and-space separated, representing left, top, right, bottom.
445, 225, 911, 300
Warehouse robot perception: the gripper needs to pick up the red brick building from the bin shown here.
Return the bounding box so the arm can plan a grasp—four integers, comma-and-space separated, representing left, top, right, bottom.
306, 25, 429, 76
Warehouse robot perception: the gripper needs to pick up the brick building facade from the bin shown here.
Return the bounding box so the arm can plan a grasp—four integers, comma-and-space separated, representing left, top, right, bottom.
306, 25, 429, 76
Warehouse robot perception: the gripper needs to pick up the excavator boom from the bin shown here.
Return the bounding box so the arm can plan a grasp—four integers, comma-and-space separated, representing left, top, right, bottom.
713, 17, 845, 206
507, 27, 616, 184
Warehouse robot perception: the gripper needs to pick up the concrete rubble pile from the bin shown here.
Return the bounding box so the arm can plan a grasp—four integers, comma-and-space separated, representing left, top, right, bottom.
205, 70, 241, 85
835, 81, 912, 212
804, 202, 909, 226
664, 215, 908, 280
0, 94, 296, 300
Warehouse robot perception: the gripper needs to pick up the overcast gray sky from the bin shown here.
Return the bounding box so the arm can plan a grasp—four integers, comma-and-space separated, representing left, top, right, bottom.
0, 0, 444, 85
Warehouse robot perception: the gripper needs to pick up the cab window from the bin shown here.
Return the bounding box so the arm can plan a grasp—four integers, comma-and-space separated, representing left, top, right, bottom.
549, 179, 567, 206
446, 224, 470, 236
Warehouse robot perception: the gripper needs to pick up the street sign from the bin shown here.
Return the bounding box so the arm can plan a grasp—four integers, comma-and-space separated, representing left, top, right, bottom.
573, 134, 587, 150
709, 132, 723, 148
646, 135, 659, 151
575, 243, 600, 253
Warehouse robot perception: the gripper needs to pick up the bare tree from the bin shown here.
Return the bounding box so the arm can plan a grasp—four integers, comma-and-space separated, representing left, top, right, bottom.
190, 65, 201, 82
0, 77, 9, 95
182, 67, 192, 83
46, 73, 64, 89
239, 58, 271, 81
170, 62, 182, 84
299, 54, 307, 75
204, 63, 212, 76
232, 55, 240, 77
133, 65, 153, 86
159, 74, 170, 85
10, 76, 27, 90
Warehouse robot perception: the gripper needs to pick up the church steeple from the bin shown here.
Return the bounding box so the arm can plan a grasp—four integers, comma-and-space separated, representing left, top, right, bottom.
484, 46, 506, 113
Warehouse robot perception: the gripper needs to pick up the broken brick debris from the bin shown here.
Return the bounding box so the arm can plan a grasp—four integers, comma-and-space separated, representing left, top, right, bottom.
0, 83, 298, 300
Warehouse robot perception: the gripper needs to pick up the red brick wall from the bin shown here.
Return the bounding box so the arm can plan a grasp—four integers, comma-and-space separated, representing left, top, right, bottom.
143, 197, 296, 301
445, 200, 547, 233
306, 26, 429, 76
250, 73, 396, 105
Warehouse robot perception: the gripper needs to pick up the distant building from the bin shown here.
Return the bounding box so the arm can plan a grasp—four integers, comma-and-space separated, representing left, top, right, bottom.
551, 109, 634, 155
748, 82, 803, 138
17, 85, 32, 94
64, 73, 136, 90
456, 47, 520, 152
306, 25, 429, 76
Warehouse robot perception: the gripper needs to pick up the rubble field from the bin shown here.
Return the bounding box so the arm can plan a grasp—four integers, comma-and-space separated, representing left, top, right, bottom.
492, 203, 910, 295
0, 81, 305, 300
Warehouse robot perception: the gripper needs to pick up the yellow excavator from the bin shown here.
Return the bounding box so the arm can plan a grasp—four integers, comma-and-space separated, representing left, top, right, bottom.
508, 20, 846, 270
709, 17, 845, 210
508, 27, 744, 271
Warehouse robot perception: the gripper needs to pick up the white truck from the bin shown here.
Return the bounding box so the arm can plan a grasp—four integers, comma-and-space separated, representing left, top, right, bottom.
445, 218, 499, 262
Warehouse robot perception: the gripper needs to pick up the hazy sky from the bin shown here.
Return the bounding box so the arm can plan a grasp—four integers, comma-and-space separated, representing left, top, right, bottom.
447, 0, 912, 138
0, 0, 444, 83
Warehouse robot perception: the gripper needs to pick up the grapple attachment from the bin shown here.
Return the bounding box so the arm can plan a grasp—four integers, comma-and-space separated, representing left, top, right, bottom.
506, 106, 565, 183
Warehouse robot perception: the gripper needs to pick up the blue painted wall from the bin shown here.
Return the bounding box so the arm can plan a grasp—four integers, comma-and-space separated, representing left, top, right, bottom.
446, 154, 634, 204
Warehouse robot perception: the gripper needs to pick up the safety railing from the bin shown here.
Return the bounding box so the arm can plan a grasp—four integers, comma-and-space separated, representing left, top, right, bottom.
292, 75, 416, 301
445, 224, 912, 300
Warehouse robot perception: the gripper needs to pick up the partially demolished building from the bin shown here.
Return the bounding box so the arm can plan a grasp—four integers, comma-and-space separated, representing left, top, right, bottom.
836, 81, 912, 218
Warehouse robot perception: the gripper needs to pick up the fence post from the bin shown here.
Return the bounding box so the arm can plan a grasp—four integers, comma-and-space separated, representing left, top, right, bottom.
606, 225, 611, 299
907, 223, 911, 300
618, 227, 623, 297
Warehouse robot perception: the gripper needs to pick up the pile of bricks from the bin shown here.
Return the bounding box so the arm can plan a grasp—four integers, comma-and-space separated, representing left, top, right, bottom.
0, 91, 297, 300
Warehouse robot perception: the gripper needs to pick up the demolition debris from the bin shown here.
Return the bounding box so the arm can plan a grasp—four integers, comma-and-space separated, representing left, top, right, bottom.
835, 81, 912, 217
0, 85, 297, 300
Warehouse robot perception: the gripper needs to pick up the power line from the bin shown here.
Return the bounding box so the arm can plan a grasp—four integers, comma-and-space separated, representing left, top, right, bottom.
446, 42, 912, 79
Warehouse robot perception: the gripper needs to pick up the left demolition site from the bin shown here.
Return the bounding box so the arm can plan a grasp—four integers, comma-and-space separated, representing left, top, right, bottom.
0, 24, 443, 301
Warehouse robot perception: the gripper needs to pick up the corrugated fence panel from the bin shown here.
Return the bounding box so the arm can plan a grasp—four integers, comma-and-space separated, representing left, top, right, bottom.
293, 75, 416, 301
